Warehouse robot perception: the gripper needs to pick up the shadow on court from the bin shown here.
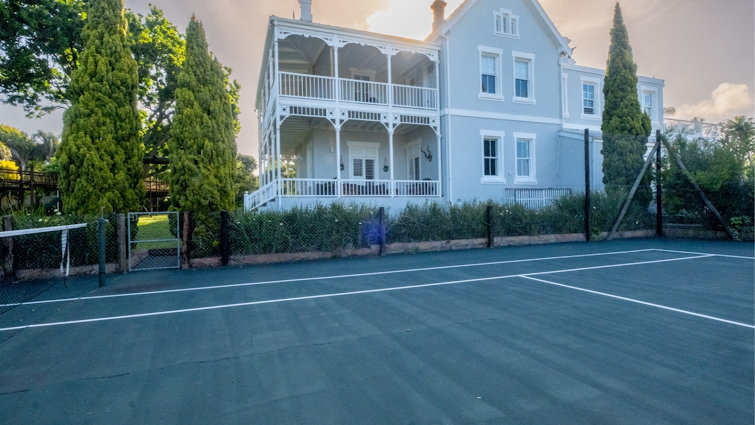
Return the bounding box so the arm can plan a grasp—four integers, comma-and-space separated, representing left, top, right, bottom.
0, 238, 752, 424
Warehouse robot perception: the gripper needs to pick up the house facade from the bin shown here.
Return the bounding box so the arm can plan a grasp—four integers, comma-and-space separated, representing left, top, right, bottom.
246, 0, 665, 211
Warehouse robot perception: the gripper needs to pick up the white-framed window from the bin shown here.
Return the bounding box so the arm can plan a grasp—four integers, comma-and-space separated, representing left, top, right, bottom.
480, 130, 505, 183
479, 46, 503, 100
347, 141, 379, 180
561, 74, 569, 117
581, 76, 601, 119
513, 132, 537, 184
406, 139, 421, 181
512, 51, 535, 103
493, 8, 519, 38
641, 86, 659, 124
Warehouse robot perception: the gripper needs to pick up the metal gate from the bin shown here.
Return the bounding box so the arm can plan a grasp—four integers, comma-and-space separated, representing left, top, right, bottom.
128, 212, 180, 271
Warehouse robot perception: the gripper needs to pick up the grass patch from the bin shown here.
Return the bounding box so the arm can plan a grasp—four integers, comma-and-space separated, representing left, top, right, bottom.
134, 214, 179, 250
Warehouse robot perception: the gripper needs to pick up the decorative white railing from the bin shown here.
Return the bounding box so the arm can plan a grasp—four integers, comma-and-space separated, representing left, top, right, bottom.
393, 180, 439, 197
339, 180, 392, 197
277, 73, 438, 111
664, 118, 719, 140
504, 188, 571, 210
279, 72, 335, 100
393, 84, 438, 110
339, 80, 388, 105
280, 178, 339, 197
244, 181, 278, 212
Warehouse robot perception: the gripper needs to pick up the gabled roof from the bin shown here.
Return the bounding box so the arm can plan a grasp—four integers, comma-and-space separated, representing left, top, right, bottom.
428, 0, 573, 55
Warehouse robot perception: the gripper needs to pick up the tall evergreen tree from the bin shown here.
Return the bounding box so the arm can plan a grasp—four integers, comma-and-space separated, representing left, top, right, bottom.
57, 0, 144, 214
601, 3, 651, 201
168, 16, 237, 214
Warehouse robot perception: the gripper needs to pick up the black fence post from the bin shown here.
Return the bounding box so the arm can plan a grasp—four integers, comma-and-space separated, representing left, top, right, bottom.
487, 204, 494, 248
655, 129, 663, 237
3, 216, 13, 279
98, 217, 107, 287
378, 207, 386, 256
221, 210, 230, 266
584, 129, 592, 242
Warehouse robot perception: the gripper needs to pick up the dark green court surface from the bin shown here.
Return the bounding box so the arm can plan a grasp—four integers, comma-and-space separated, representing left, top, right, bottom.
0, 239, 753, 424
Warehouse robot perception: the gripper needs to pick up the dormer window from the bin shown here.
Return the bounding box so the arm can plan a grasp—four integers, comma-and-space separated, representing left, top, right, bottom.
494, 9, 519, 38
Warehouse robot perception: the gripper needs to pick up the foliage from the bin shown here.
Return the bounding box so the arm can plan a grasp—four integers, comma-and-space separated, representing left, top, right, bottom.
0, 0, 85, 116
601, 3, 652, 206
126, 6, 184, 157
168, 17, 236, 216
662, 134, 753, 229
57, 0, 144, 215
235, 154, 259, 206
0, 159, 19, 179
718, 116, 754, 172
0, 124, 58, 169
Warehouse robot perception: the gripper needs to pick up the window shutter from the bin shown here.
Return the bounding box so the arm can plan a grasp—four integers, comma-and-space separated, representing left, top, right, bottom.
502, 14, 509, 34
353, 159, 363, 177
511, 17, 518, 36
494, 14, 502, 33
365, 159, 375, 180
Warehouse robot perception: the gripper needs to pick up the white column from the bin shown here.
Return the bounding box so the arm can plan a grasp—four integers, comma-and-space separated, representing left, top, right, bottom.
389, 129, 395, 197
274, 26, 282, 204
436, 130, 442, 197
335, 124, 342, 197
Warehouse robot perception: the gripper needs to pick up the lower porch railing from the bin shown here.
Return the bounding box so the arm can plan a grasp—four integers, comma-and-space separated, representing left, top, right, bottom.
504, 188, 571, 210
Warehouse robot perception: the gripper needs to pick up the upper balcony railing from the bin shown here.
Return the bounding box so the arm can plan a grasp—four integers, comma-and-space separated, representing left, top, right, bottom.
278, 72, 438, 111
664, 118, 719, 140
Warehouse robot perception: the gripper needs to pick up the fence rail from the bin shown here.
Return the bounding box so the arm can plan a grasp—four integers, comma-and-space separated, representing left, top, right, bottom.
393, 84, 438, 109
279, 72, 335, 100
339, 80, 388, 105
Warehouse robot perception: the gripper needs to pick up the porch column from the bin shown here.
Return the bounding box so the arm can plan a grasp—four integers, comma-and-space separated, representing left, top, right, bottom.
335, 124, 342, 197
389, 129, 395, 197
276, 123, 282, 209
436, 130, 442, 197
274, 23, 282, 206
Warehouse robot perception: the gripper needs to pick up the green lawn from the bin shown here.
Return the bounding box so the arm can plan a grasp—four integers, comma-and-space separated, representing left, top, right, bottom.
134, 214, 179, 250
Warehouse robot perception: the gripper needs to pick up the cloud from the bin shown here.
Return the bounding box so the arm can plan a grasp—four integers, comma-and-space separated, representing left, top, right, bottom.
366, 0, 465, 40
675, 83, 754, 122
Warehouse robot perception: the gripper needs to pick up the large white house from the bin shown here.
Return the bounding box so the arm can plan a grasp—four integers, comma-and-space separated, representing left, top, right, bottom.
246, 0, 665, 211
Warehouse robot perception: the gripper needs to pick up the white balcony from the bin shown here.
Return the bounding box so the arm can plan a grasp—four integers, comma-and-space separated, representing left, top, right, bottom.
278, 72, 438, 111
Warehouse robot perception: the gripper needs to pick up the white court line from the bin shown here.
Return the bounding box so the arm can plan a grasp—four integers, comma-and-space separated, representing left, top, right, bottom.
651, 249, 755, 260
0, 255, 714, 332
2, 248, 661, 307
520, 275, 755, 329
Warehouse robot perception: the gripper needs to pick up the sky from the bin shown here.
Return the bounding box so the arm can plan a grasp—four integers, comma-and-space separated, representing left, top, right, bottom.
1, 0, 753, 157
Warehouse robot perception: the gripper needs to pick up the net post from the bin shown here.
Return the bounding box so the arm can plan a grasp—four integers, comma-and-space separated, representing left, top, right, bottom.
378, 207, 386, 256
98, 217, 107, 287
181, 212, 192, 269
655, 130, 663, 237
117, 214, 127, 273
2, 216, 13, 279
221, 210, 230, 266
584, 129, 592, 242
486, 204, 494, 248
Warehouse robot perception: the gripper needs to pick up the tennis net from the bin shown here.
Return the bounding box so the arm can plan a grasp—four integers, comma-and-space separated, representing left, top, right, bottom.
0, 223, 89, 314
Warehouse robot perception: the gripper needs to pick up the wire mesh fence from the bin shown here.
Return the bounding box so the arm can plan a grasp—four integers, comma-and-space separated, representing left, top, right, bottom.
128, 212, 181, 271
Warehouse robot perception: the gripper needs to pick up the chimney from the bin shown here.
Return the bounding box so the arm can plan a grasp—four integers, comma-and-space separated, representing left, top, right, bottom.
299, 0, 313, 22
431, 0, 447, 33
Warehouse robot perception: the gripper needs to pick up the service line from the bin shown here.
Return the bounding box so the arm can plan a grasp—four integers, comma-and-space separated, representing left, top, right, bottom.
0, 254, 716, 332
2, 248, 661, 307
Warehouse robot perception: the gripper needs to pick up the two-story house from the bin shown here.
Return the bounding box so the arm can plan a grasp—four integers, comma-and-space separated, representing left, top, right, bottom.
246, 0, 665, 211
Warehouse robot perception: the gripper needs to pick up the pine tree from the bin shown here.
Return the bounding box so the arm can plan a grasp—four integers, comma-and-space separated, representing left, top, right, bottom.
57, 0, 144, 214
601, 2, 651, 201
168, 16, 237, 215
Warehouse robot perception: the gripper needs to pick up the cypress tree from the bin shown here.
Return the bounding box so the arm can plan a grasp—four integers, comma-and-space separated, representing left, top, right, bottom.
601, 3, 651, 202
168, 17, 237, 214
58, 0, 144, 214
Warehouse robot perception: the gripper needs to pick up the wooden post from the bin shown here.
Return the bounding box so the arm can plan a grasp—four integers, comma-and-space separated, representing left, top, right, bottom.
584, 129, 591, 242
29, 164, 35, 210
221, 210, 230, 266
181, 212, 192, 269
486, 205, 494, 248
607, 139, 660, 241
378, 207, 386, 256
3, 216, 13, 279
18, 171, 24, 209
660, 138, 738, 240
655, 130, 663, 237
117, 214, 127, 273
98, 218, 106, 287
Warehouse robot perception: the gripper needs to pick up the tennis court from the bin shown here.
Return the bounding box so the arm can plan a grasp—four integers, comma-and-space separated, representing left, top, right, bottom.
0, 238, 752, 424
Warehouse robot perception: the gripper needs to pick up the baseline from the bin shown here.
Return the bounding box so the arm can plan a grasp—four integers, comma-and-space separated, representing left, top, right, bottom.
2, 248, 661, 307
520, 275, 754, 329
0, 254, 714, 332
